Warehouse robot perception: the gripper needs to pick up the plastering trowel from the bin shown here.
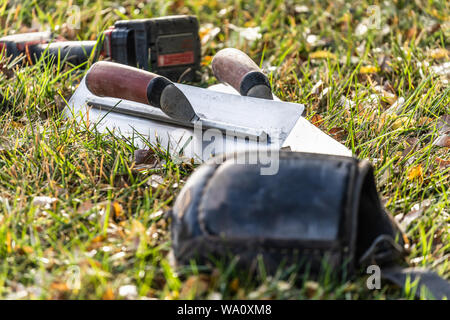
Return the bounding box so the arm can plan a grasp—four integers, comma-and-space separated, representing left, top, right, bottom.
65, 55, 351, 163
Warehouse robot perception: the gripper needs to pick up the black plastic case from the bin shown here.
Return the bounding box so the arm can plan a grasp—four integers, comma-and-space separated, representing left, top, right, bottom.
114, 15, 200, 82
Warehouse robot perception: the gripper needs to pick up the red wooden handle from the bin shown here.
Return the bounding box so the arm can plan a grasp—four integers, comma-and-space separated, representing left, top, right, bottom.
86, 61, 158, 105
85, 61, 198, 123
212, 48, 260, 91
212, 48, 271, 99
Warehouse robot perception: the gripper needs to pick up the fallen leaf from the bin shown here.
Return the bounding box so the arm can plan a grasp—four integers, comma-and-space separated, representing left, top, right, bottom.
433, 135, 450, 148
50, 282, 69, 292
406, 26, 417, 39
360, 65, 380, 74
311, 114, 324, 127
180, 275, 209, 298
428, 48, 448, 60
202, 55, 213, 66
91, 235, 106, 243
102, 288, 115, 300
16, 245, 33, 255
328, 127, 347, 141
392, 116, 411, 130
112, 201, 125, 221
309, 50, 337, 60
417, 117, 433, 127
436, 115, 450, 134
134, 149, 155, 165
372, 86, 397, 106
385, 97, 405, 115
77, 200, 93, 213
407, 165, 423, 181
435, 157, 450, 168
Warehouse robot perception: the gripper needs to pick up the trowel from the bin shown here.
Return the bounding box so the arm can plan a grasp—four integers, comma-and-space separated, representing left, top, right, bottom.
65, 51, 351, 163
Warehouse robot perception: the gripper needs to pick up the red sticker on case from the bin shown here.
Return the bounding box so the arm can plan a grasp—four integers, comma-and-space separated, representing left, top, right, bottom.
158, 51, 194, 67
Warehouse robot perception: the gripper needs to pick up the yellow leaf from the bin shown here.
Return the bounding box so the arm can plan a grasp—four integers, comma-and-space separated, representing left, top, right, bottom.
102, 288, 115, 300
91, 235, 106, 243
201, 55, 213, 66
428, 48, 448, 60
112, 201, 124, 220
244, 21, 256, 27
392, 116, 411, 130
360, 66, 380, 74
407, 165, 423, 181
17, 245, 34, 254
50, 282, 70, 292
309, 50, 337, 60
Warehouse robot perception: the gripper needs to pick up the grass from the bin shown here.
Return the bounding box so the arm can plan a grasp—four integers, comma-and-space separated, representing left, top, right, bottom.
0, 0, 448, 299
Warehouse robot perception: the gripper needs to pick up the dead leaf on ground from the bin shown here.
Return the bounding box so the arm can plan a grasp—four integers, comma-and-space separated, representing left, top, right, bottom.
433, 135, 450, 148
309, 50, 337, 60
311, 114, 324, 127
112, 201, 125, 221
16, 245, 34, 255
436, 115, 450, 134
360, 65, 380, 74
102, 287, 115, 300
329, 127, 347, 141
407, 165, 423, 181
134, 149, 156, 165
435, 157, 450, 169
50, 282, 70, 292
428, 48, 449, 60
180, 275, 210, 298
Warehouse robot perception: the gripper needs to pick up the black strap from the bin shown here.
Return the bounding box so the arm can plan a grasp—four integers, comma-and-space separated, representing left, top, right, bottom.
383, 266, 450, 299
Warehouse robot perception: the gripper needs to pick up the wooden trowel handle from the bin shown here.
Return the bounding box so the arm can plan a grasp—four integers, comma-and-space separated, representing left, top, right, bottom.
85, 61, 198, 122
211, 48, 273, 100
86, 61, 157, 105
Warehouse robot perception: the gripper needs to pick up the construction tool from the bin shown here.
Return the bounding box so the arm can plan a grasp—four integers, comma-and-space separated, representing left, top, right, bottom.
0, 31, 100, 66
212, 48, 273, 100
66, 61, 351, 162
0, 15, 200, 81
86, 61, 265, 139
